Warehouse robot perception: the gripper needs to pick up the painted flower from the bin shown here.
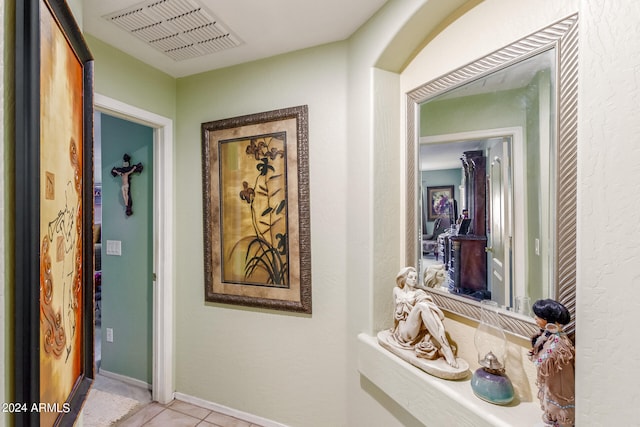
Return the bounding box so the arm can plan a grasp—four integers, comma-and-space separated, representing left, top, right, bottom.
246, 138, 267, 160
265, 147, 285, 160
239, 181, 255, 203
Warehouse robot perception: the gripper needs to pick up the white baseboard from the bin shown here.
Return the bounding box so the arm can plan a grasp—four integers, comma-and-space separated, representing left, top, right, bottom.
96, 369, 286, 426
174, 392, 288, 427
98, 368, 152, 391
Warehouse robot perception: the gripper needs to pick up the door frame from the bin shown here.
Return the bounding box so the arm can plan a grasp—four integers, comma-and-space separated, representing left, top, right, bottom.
420, 126, 525, 298
487, 137, 513, 307
95, 94, 174, 404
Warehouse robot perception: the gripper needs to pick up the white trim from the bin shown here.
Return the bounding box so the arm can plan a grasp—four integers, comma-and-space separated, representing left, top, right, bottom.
94, 93, 175, 404
98, 368, 151, 391
357, 334, 540, 426
174, 392, 289, 427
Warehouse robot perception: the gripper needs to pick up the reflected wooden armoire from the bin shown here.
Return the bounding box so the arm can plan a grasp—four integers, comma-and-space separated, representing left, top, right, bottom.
447, 150, 489, 298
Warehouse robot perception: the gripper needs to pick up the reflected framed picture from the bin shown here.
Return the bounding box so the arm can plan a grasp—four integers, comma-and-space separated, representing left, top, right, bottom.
201, 106, 312, 314
427, 185, 455, 221
14, 0, 94, 425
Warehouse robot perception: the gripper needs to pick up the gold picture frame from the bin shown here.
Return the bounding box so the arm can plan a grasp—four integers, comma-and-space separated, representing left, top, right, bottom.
201, 106, 311, 313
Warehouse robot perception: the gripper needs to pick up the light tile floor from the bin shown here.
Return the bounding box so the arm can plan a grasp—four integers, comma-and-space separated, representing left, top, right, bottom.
116, 400, 264, 427
91, 374, 265, 427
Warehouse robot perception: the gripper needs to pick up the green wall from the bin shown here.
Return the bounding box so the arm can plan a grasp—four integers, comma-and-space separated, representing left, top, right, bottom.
174, 42, 351, 426
84, 28, 176, 388
99, 113, 154, 384
85, 34, 176, 121
524, 75, 544, 302
420, 88, 526, 137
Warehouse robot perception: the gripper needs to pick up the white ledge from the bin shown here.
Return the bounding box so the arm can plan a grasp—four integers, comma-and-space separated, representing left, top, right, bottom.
357, 333, 542, 427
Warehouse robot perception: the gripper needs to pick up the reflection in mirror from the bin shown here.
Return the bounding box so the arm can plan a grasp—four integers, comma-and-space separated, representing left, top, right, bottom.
419, 49, 555, 310
406, 16, 578, 338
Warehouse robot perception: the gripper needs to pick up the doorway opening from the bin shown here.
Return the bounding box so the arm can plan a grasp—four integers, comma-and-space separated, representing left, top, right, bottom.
94, 111, 154, 393
94, 94, 174, 404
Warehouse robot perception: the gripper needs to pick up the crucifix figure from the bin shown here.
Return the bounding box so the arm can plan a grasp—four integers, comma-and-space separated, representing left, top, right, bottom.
111, 153, 143, 216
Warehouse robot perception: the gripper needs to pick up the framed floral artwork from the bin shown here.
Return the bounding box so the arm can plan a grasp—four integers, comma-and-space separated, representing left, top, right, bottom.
201, 106, 312, 313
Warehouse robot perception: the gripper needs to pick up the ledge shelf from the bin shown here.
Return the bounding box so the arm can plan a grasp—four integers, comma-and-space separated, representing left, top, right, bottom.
357, 333, 542, 427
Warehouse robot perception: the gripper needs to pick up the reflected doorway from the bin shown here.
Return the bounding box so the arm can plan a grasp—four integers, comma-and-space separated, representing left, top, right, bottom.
419, 130, 520, 309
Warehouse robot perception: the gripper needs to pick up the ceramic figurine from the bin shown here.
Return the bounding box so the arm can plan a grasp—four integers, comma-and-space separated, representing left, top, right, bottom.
528, 299, 575, 427
377, 266, 468, 380
423, 263, 446, 288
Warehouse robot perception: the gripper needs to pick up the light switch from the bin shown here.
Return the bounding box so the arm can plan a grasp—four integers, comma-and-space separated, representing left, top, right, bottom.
106, 240, 122, 256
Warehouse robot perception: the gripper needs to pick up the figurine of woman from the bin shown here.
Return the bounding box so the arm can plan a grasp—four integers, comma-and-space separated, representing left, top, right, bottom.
528, 299, 575, 426
391, 266, 458, 368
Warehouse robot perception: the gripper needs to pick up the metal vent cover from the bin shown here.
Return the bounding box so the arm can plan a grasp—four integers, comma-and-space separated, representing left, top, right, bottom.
104, 0, 242, 61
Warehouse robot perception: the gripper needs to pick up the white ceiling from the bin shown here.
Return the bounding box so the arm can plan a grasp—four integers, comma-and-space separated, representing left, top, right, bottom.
420, 140, 487, 171
82, 0, 389, 78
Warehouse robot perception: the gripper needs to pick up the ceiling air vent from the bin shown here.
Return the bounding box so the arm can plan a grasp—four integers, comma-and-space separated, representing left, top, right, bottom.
103, 0, 242, 61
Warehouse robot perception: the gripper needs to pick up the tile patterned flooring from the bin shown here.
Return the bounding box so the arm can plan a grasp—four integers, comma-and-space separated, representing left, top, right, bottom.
116, 399, 264, 427
92, 374, 265, 427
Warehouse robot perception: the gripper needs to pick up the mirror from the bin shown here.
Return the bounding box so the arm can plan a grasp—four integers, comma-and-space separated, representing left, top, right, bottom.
419, 49, 555, 307
405, 15, 578, 338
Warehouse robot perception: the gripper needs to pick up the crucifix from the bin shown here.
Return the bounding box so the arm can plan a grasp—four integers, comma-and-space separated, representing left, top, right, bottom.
111, 153, 143, 216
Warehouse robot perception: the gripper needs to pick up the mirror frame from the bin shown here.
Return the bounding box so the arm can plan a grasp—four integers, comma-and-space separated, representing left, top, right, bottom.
405, 15, 578, 339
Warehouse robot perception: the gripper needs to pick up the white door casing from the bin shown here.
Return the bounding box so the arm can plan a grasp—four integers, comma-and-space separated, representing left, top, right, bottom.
487, 137, 513, 307
94, 94, 174, 404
